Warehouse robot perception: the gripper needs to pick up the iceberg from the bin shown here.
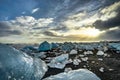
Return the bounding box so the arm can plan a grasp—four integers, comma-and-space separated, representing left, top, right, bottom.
0, 44, 47, 80
61, 43, 74, 51
38, 41, 51, 52
43, 69, 101, 80
51, 43, 59, 49
21, 46, 38, 54
109, 43, 120, 51
48, 54, 69, 69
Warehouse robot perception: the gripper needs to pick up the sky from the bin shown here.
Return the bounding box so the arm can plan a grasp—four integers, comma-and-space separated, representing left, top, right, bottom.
0, 0, 120, 43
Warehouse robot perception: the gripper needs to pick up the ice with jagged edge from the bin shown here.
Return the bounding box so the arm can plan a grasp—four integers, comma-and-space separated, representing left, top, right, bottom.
48, 54, 69, 69
43, 69, 101, 80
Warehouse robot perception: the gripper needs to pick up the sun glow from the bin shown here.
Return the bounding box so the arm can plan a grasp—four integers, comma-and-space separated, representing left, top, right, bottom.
80, 27, 100, 37
64, 27, 101, 38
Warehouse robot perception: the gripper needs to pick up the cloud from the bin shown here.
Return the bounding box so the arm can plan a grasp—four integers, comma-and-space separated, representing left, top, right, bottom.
60, 1, 120, 31
0, 16, 54, 41
32, 8, 39, 14
93, 10, 120, 30
43, 30, 61, 37
0, 16, 54, 40
93, 1, 120, 30
1, 0, 120, 43
0, 22, 22, 37
99, 27, 120, 40
10, 16, 53, 31
100, 1, 120, 21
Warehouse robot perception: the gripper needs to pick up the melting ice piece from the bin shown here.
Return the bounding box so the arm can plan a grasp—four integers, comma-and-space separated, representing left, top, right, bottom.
34, 52, 46, 58
70, 49, 77, 54
97, 51, 104, 56
73, 59, 81, 65
81, 57, 88, 62
99, 67, 104, 72
84, 51, 93, 55
64, 68, 72, 73
48, 54, 69, 69
43, 69, 101, 80
0, 44, 48, 80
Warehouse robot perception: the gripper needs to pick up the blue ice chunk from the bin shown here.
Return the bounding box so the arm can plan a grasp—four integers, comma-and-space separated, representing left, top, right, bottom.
0, 44, 47, 80
38, 41, 51, 52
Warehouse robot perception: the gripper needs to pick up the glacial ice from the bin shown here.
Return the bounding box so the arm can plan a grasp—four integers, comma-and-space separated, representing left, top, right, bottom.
109, 43, 120, 51
43, 69, 101, 80
51, 43, 59, 49
70, 49, 78, 54
38, 41, 51, 51
0, 44, 48, 80
97, 51, 104, 56
48, 54, 69, 69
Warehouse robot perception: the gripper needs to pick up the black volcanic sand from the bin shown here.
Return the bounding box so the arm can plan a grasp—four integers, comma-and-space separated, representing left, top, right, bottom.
42, 49, 120, 80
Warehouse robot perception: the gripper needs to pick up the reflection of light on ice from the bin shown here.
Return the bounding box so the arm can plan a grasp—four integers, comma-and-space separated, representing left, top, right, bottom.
0, 44, 48, 80
22, 55, 33, 64
48, 54, 69, 69
99, 67, 104, 72
97, 51, 104, 56
43, 69, 101, 80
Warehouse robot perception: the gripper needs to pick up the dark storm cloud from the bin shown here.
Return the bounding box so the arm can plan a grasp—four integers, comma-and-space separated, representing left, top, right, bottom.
43, 31, 59, 37
48, 22, 69, 32
94, 10, 120, 30
48, 0, 120, 21
32, 27, 49, 30
0, 22, 10, 30
0, 22, 22, 37
0, 0, 120, 21
42, 0, 120, 32
99, 28, 120, 40
51, 26, 69, 31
